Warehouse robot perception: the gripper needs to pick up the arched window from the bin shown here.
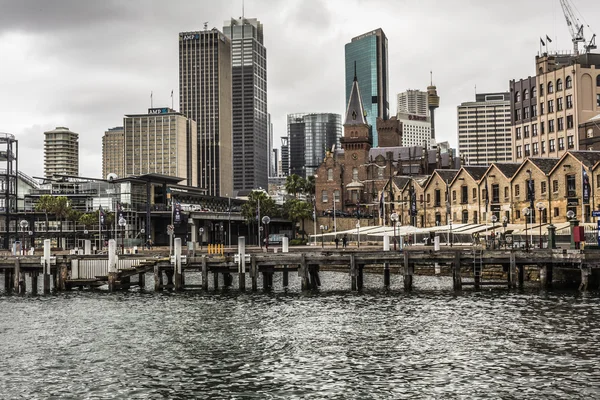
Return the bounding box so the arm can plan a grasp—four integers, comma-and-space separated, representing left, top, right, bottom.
523, 89, 529, 100
327, 168, 333, 181
532, 86, 537, 98
597, 75, 600, 87
566, 75, 572, 89
377, 167, 384, 179
548, 81, 554, 94
515, 91, 521, 103
556, 78, 563, 91
352, 168, 358, 181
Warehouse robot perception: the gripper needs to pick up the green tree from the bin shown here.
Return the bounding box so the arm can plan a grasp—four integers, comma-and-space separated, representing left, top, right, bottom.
79, 212, 98, 230
35, 194, 55, 232
303, 175, 316, 198
67, 209, 83, 232
283, 198, 313, 239
285, 174, 304, 199
241, 190, 278, 223
52, 196, 71, 237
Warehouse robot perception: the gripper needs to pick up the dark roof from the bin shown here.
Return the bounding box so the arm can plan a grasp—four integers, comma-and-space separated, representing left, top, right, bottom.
493, 163, 521, 179
434, 169, 459, 182
463, 166, 488, 181
527, 158, 560, 174
567, 151, 600, 168
392, 176, 411, 190
117, 173, 185, 184
344, 76, 368, 126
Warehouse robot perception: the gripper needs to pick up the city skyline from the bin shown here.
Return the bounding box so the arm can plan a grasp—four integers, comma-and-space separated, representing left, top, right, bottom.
0, 0, 598, 179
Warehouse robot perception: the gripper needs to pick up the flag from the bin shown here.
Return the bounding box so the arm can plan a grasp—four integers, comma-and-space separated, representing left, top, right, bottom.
171, 90, 174, 97
583, 166, 591, 204
99, 205, 105, 228
410, 189, 417, 217
173, 201, 182, 225
484, 178, 489, 213
117, 202, 124, 222
378, 191, 384, 219
546, 35, 552, 43
540, 37, 545, 46
528, 177, 535, 210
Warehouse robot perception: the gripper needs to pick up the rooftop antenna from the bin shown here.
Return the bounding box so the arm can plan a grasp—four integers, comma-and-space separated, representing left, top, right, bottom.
242, 0, 245, 19
430, 70, 433, 85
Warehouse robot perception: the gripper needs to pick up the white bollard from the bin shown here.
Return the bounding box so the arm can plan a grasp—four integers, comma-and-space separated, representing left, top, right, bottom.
174, 238, 182, 274
84, 240, 92, 255
238, 236, 246, 274
434, 236, 440, 251
399, 236, 404, 250
43, 239, 51, 275
108, 239, 117, 273
383, 234, 390, 251
282, 236, 289, 253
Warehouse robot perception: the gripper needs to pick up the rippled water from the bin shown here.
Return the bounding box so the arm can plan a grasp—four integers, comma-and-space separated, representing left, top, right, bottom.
1, 272, 600, 399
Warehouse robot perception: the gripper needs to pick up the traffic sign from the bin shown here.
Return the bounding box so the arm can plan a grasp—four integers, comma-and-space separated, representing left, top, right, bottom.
592, 211, 600, 217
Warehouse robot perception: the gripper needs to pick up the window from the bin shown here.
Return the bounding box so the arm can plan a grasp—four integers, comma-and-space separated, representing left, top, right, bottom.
532, 123, 538, 137
557, 97, 563, 111
472, 188, 477, 200
461, 186, 468, 204
540, 102, 545, 115
566, 94, 573, 109
533, 142, 539, 155
492, 184, 500, 203
540, 83, 544, 96
516, 145, 522, 158
321, 190, 328, 203
515, 109, 521, 121
541, 181, 547, 194
515, 184, 520, 197
532, 86, 537, 97
554, 207, 559, 217
377, 168, 384, 179
541, 141, 546, 154
566, 75, 572, 89
549, 119, 555, 133
548, 81, 554, 93
524, 125, 530, 138
516, 127, 521, 139
523, 89, 529, 100
566, 174, 576, 197
541, 121, 545, 134
327, 168, 333, 181
548, 99, 554, 113
549, 139, 556, 152
524, 107, 530, 119
516, 210, 521, 219
558, 117, 564, 131
504, 186, 509, 199
434, 189, 441, 207
567, 115, 574, 129
552, 180, 559, 192
525, 144, 530, 156
452, 190, 456, 201
352, 167, 358, 181
527, 180, 535, 201
515, 91, 521, 102
557, 78, 563, 91
567, 135, 574, 149
597, 75, 600, 87
558, 137, 565, 151
597, 93, 600, 106
597, 174, 600, 188
334, 190, 340, 202
531, 104, 537, 117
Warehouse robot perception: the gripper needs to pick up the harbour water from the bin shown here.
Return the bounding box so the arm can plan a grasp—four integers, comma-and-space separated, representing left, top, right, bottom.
1, 272, 600, 399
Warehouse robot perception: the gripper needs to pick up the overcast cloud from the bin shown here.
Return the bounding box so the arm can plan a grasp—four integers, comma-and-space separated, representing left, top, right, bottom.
0, 0, 598, 179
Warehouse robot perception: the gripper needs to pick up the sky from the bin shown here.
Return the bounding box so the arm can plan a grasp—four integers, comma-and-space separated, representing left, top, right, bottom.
0, 0, 598, 180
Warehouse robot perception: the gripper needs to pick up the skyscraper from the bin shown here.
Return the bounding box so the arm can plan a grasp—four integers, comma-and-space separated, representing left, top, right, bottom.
223, 17, 268, 192
457, 92, 512, 165
345, 28, 389, 147
280, 137, 289, 177
102, 126, 124, 179
179, 28, 233, 196
287, 113, 342, 178
44, 126, 79, 178
397, 89, 428, 116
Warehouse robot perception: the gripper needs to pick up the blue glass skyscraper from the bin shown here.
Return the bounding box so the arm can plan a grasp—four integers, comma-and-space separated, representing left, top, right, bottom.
345, 28, 389, 147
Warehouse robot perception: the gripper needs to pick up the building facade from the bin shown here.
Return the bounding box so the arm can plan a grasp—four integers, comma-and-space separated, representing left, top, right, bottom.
458, 92, 512, 165
102, 126, 124, 180
397, 89, 428, 117
511, 52, 600, 162
123, 108, 197, 186
280, 137, 289, 177
44, 126, 79, 178
179, 28, 233, 196
287, 113, 342, 178
345, 28, 389, 147
398, 112, 431, 148
223, 17, 268, 192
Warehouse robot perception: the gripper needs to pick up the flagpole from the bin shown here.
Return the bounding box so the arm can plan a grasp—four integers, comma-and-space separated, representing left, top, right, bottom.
99, 208, 102, 252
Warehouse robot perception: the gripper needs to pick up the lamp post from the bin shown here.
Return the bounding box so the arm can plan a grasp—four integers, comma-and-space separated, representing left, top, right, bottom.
19, 220, 29, 255
567, 210, 577, 249
199, 227, 204, 251
502, 216, 508, 248
522, 207, 530, 250
491, 215, 498, 249
320, 224, 324, 248
390, 212, 399, 250
356, 221, 360, 248
118, 217, 126, 254
536, 202, 546, 249
262, 216, 270, 250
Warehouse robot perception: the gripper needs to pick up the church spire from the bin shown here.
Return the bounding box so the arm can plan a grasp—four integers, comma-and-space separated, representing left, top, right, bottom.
344, 73, 368, 126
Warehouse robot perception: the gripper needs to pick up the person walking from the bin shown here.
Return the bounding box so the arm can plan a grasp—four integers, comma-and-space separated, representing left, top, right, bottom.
342, 234, 348, 248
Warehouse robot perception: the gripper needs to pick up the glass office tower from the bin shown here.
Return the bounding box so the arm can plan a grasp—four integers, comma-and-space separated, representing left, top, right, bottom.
345, 28, 389, 147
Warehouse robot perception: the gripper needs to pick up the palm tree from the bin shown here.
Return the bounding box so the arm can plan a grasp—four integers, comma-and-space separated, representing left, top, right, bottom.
303, 175, 316, 198
35, 195, 55, 233
285, 174, 303, 198
283, 198, 313, 240
52, 196, 71, 248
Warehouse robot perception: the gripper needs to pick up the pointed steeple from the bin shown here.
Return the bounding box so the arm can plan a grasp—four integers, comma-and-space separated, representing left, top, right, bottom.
344, 73, 368, 126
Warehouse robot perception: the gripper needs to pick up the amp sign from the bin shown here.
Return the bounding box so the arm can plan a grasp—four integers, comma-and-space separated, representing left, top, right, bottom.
148, 108, 169, 115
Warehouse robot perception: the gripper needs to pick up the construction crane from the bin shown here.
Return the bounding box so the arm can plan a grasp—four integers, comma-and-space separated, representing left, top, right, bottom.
559, 0, 596, 54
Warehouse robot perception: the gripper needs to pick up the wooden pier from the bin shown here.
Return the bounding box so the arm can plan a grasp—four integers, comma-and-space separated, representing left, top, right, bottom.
1, 245, 597, 294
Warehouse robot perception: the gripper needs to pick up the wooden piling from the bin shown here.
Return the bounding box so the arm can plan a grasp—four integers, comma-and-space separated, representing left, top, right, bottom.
43, 239, 51, 294
31, 272, 38, 295
174, 238, 182, 291
4, 268, 11, 292
251, 255, 258, 291
139, 272, 146, 290
357, 264, 364, 291
509, 252, 517, 288
300, 254, 309, 290
213, 270, 219, 290
452, 251, 462, 291
403, 251, 413, 291
350, 254, 357, 291
282, 265, 289, 288
13, 259, 20, 292
58, 262, 68, 292
154, 264, 163, 291
201, 256, 208, 290
540, 264, 552, 289
383, 262, 390, 288
579, 267, 590, 291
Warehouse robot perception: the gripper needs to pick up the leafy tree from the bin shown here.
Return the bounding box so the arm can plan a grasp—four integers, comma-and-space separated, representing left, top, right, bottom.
52, 196, 71, 236
283, 198, 313, 239
79, 213, 98, 230
35, 195, 55, 232
67, 209, 83, 231
241, 190, 278, 223
285, 174, 304, 199
303, 175, 316, 198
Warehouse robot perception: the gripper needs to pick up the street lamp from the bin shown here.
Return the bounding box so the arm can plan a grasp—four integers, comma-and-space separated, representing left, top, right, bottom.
320, 224, 325, 248
502, 216, 508, 248
19, 220, 29, 255
522, 207, 530, 250
536, 202, 546, 249
491, 215, 498, 249
390, 212, 399, 250
356, 221, 360, 248
118, 217, 126, 254
262, 216, 270, 250
199, 227, 204, 251
567, 210, 576, 249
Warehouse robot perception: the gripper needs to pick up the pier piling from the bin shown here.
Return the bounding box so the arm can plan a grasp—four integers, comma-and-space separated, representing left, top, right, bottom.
350, 254, 357, 291
13, 258, 20, 292
238, 237, 246, 291
403, 251, 413, 291
201, 256, 208, 290
452, 251, 462, 291
251, 255, 258, 291
43, 239, 51, 294
384, 262, 390, 288
174, 238, 183, 291
31, 272, 38, 295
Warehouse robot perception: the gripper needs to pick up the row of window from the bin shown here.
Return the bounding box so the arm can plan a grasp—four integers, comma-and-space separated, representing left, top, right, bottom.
515, 136, 574, 157
515, 95, 575, 121
515, 116, 574, 139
